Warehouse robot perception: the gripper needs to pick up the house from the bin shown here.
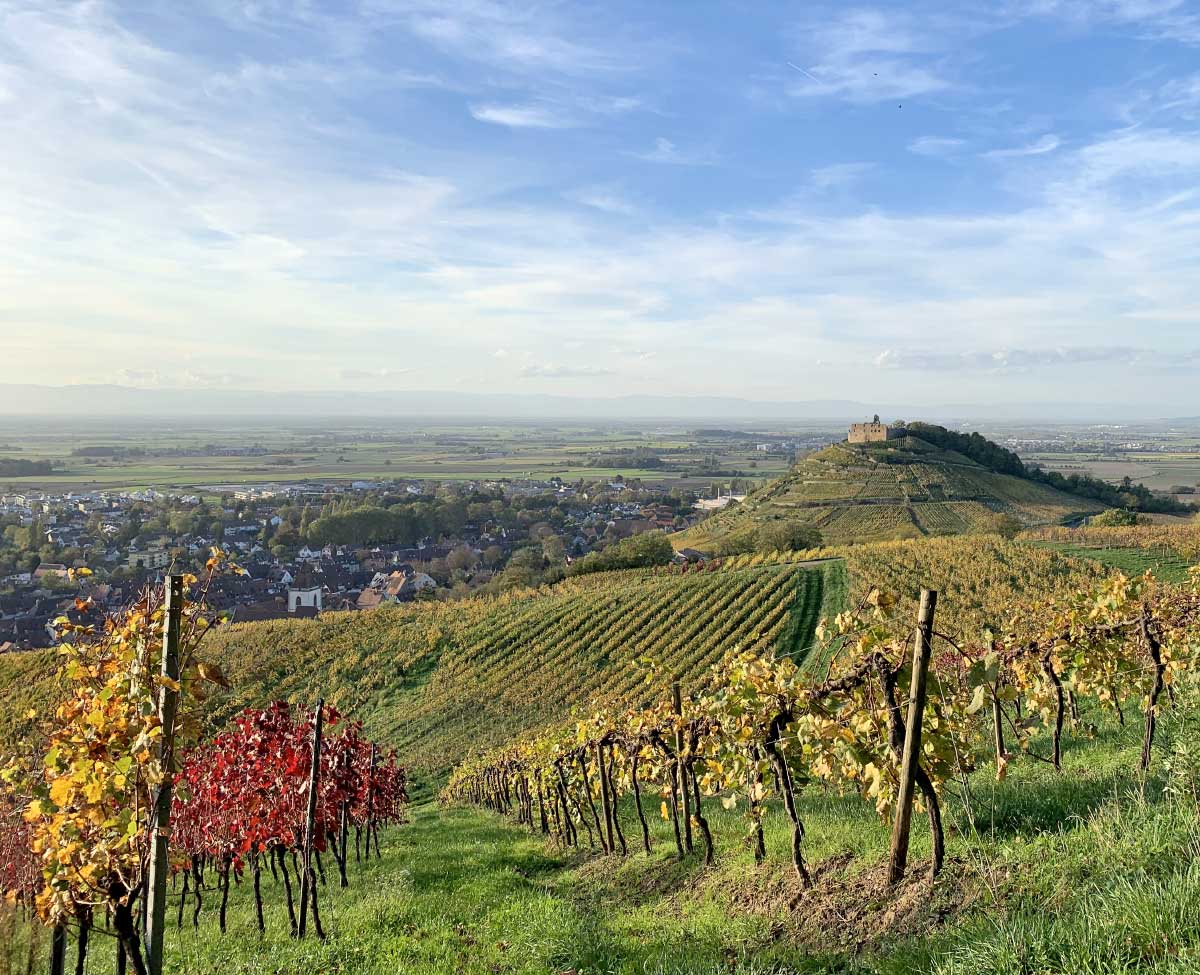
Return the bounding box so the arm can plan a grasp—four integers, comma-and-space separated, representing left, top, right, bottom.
356, 588, 384, 611
230, 598, 290, 623
127, 549, 171, 571
606, 518, 655, 540
381, 570, 436, 601
32, 563, 69, 581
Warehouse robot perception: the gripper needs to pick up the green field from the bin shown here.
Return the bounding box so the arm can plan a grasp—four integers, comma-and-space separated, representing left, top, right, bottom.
1030, 541, 1194, 583
0, 422, 805, 493
1026, 451, 1200, 493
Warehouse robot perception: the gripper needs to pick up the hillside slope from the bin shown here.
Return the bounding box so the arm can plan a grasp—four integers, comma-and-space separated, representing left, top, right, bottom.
0, 537, 1105, 791
676, 434, 1105, 552
0, 559, 842, 782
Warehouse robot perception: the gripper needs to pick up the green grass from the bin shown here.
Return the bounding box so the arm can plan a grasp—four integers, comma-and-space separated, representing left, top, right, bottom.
1031, 542, 1194, 583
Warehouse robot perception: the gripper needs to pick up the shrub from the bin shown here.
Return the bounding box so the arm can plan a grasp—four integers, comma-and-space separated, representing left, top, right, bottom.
1090, 508, 1143, 528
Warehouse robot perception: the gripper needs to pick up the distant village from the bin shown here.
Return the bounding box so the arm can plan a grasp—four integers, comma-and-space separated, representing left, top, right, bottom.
0, 476, 708, 653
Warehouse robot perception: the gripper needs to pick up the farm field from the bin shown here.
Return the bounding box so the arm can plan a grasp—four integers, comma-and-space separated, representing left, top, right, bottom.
1030, 542, 1194, 583
0, 422, 814, 493
1022, 451, 1200, 492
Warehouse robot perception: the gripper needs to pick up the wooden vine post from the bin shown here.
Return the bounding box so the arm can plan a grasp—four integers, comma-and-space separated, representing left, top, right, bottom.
671, 681, 692, 853
992, 686, 1006, 768
595, 740, 615, 855
49, 924, 66, 975
338, 750, 351, 887
145, 574, 183, 975
367, 743, 378, 859
297, 699, 325, 938
887, 588, 936, 885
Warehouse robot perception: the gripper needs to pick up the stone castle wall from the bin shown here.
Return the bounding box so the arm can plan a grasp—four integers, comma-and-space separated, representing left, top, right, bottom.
848, 422, 899, 443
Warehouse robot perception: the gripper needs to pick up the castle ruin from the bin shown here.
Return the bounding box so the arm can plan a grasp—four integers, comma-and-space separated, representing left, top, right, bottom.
848, 415, 903, 444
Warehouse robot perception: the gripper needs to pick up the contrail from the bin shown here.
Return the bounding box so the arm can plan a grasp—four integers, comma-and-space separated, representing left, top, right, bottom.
787, 61, 823, 85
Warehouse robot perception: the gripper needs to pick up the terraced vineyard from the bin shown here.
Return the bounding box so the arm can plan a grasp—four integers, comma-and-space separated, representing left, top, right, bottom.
675, 434, 1105, 552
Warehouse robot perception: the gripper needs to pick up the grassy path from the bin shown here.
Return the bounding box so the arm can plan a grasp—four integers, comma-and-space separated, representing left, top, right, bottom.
43, 804, 782, 975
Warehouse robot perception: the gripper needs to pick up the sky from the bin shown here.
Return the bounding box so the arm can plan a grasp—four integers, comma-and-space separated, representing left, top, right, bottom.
2, 0, 1200, 408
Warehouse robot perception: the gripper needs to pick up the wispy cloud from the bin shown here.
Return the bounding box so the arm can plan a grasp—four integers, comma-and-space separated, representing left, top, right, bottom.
908, 135, 966, 156
983, 133, 1062, 158
873, 345, 1194, 372
629, 137, 716, 166
565, 185, 635, 215
340, 367, 415, 380
1013, 0, 1200, 45
786, 8, 954, 103
810, 162, 874, 189
469, 102, 576, 128
383, 1, 635, 76
520, 363, 615, 379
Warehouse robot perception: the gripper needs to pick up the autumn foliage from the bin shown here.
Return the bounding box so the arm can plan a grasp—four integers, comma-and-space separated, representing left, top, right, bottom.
0, 555, 407, 972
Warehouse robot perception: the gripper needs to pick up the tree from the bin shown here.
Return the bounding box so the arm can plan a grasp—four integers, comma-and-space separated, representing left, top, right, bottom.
446, 545, 479, 573
542, 535, 566, 564
496, 547, 547, 590
755, 522, 823, 554
1090, 508, 1142, 527
567, 531, 674, 577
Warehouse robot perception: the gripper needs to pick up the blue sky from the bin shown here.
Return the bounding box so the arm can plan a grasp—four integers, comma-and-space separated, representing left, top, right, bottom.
2, 1, 1200, 407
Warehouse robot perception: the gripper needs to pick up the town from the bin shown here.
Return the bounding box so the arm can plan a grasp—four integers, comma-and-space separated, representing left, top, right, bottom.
0, 476, 707, 653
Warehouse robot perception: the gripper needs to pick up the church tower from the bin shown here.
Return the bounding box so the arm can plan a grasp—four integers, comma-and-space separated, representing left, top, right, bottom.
287, 564, 323, 613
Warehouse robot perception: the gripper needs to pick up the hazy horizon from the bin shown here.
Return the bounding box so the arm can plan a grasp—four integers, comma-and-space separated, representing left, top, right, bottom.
1, 382, 1197, 425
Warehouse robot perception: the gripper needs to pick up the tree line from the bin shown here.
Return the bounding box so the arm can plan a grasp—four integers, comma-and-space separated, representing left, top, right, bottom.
904, 423, 1194, 514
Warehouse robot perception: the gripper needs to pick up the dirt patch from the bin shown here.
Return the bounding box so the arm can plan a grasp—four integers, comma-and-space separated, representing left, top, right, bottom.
568, 848, 706, 909
715, 850, 979, 955
540, 831, 979, 960
724, 850, 978, 955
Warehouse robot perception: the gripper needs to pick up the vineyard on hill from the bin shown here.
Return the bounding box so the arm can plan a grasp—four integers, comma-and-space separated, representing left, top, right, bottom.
131, 538, 1107, 779
0, 538, 1110, 792
206, 557, 848, 779
675, 434, 1105, 553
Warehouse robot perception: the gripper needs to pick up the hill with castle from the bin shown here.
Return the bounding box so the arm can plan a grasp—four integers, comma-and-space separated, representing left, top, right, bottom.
673, 419, 1106, 553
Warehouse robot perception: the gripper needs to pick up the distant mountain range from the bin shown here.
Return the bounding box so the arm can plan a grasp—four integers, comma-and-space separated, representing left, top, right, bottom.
0, 383, 1180, 424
